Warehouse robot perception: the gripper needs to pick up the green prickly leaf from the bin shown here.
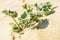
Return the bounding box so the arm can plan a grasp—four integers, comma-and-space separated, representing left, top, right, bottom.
21, 11, 27, 19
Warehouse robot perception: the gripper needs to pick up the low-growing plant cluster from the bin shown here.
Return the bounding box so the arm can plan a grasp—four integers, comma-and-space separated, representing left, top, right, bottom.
2, 2, 55, 40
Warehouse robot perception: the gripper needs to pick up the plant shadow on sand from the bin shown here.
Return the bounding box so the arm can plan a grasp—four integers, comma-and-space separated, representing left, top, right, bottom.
37, 19, 49, 29
34, 6, 57, 29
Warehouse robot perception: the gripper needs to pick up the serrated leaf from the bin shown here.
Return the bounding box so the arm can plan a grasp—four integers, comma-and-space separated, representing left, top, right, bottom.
46, 2, 51, 4
22, 19, 28, 24
2, 10, 17, 18
22, 4, 28, 9
21, 11, 27, 19
9, 10, 17, 18
42, 11, 49, 16
35, 3, 38, 7
10, 23, 18, 32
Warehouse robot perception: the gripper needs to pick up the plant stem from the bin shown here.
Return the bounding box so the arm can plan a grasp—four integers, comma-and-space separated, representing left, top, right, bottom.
11, 33, 15, 40
12, 18, 23, 32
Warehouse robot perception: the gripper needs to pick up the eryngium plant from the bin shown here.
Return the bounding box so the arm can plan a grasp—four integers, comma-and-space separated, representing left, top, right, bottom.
2, 2, 54, 35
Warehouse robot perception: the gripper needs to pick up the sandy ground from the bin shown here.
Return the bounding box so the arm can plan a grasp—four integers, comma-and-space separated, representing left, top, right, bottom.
0, 0, 60, 40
